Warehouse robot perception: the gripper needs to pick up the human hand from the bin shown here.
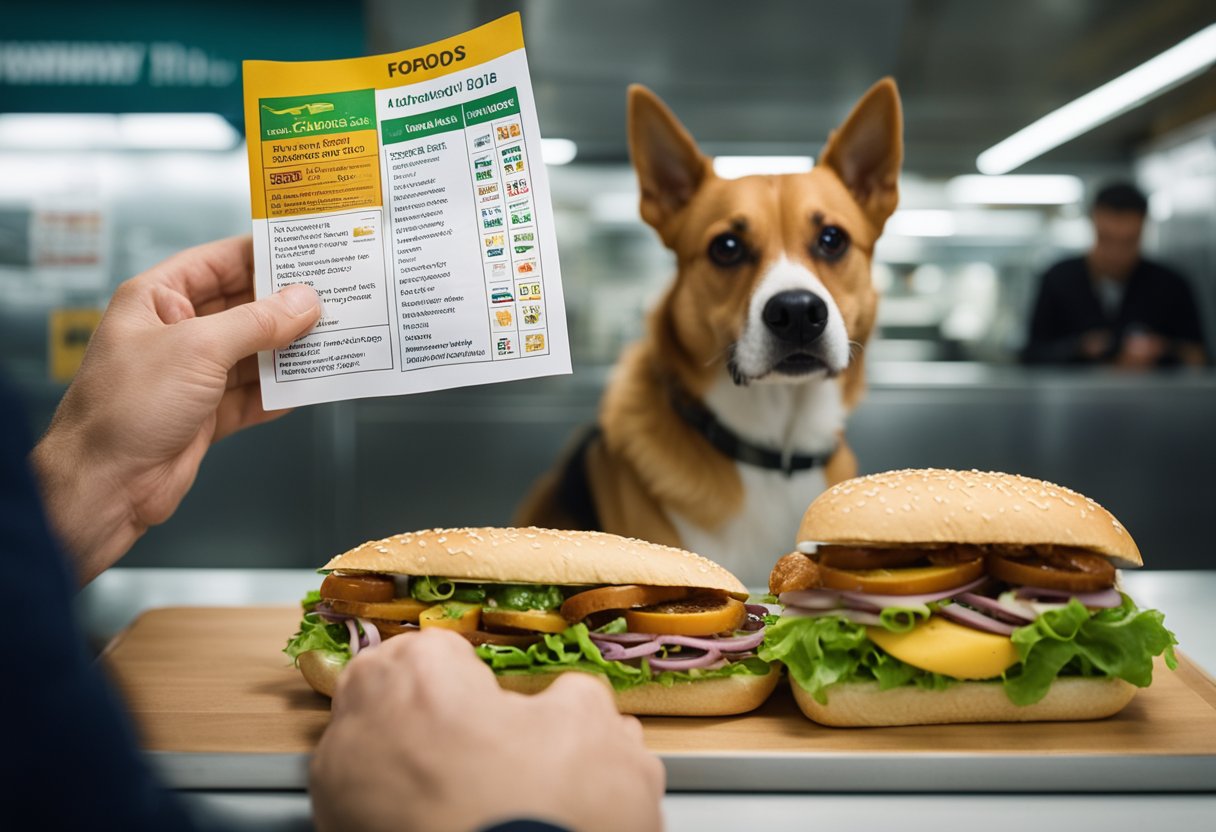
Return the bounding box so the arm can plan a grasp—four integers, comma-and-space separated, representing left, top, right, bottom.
1116, 330, 1166, 369
31, 236, 320, 583
310, 630, 666, 832
1078, 329, 1113, 360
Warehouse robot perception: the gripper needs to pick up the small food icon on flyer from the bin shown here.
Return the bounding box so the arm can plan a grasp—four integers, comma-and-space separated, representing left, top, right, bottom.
491, 287, 515, 304
496, 121, 522, 141
481, 205, 503, 230
495, 308, 513, 327
525, 333, 546, 353
484, 233, 505, 258
512, 230, 535, 254
515, 257, 538, 275
517, 281, 542, 301
500, 143, 525, 173
520, 304, 543, 326
508, 198, 533, 226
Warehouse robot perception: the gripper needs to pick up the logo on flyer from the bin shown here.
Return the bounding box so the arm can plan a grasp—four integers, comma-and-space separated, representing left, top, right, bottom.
473, 133, 493, 149
515, 258, 538, 275
477, 182, 500, 202
525, 333, 545, 353
516, 281, 541, 301
508, 198, 533, 225
501, 144, 525, 173
496, 121, 521, 141
481, 205, 503, 230
490, 287, 514, 304
506, 178, 530, 198
496, 336, 514, 356
488, 261, 509, 280
473, 153, 493, 169
520, 304, 542, 326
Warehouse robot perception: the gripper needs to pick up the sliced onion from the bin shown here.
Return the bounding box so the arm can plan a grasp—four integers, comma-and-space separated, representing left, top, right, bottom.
742, 604, 768, 630
782, 607, 884, 626
956, 592, 1035, 624
838, 576, 988, 609
1015, 585, 1122, 608
595, 640, 666, 661
359, 619, 382, 649
587, 631, 656, 644
345, 619, 361, 656
657, 630, 766, 653
648, 648, 722, 671
936, 603, 1017, 636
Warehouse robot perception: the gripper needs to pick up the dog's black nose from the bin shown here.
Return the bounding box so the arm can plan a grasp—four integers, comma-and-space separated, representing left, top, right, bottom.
762, 290, 829, 344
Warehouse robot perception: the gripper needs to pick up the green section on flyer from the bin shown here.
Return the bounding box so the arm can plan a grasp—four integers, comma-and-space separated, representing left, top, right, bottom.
258, 89, 375, 142
462, 87, 520, 126
381, 103, 465, 145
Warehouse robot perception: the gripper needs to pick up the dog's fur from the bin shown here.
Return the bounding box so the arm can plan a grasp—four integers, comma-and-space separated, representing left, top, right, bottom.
518, 80, 903, 585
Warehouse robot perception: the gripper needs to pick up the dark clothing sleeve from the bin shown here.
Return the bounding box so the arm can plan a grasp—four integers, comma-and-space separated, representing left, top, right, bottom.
0, 378, 203, 831
1021, 259, 1105, 364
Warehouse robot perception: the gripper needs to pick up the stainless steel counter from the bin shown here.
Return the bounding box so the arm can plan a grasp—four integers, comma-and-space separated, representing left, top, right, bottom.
79, 568, 1216, 832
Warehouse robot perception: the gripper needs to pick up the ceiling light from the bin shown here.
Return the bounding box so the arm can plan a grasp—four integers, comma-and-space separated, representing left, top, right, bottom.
977, 22, 1216, 174
713, 156, 813, 178
947, 175, 1083, 205
0, 113, 239, 151
886, 209, 955, 237
541, 138, 577, 165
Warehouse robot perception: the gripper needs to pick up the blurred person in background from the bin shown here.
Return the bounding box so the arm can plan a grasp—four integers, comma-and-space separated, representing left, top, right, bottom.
1021, 182, 1209, 368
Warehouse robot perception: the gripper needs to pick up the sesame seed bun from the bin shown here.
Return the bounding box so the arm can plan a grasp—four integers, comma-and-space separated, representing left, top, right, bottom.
799, 469, 1142, 568
324, 527, 749, 598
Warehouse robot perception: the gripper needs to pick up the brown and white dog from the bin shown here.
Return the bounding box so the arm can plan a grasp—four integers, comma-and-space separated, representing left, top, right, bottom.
518, 79, 903, 585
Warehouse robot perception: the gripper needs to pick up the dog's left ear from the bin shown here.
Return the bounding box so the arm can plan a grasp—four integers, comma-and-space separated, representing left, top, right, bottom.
628, 84, 713, 236
819, 78, 903, 230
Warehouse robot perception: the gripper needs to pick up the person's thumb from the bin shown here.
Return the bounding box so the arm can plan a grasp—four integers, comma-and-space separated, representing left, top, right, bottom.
192, 284, 321, 369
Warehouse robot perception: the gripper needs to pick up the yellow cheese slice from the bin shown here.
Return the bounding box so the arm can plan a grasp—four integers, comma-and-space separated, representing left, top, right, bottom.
866, 616, 1019, 680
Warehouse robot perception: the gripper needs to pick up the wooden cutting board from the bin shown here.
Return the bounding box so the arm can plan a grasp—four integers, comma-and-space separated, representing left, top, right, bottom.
102, 606, 1216, 791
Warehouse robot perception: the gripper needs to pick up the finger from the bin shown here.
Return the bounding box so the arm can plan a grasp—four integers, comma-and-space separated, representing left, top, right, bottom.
196, 288, 254, 319
186, 284, 320, 370
540, 671, 617, 714
130, 235, 256, 309
378, 629, 500, 700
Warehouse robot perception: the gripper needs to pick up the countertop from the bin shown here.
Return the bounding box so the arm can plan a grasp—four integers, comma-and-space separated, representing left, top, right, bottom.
79, 569, 1216, 832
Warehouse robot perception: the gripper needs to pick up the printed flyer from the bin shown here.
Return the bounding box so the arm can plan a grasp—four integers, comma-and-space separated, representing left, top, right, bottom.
243, 13, 570, 409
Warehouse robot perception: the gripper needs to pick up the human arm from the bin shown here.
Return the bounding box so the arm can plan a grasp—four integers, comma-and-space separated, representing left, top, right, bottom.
29, 236, 320, 584
1021, 265, 1111, 364
309, 629, 666, 832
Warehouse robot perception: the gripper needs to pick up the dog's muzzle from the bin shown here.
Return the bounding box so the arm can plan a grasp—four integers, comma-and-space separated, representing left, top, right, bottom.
761, 289, 831, 375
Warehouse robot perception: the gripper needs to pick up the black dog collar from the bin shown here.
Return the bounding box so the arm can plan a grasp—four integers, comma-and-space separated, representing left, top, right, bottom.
668, 386, 837, 477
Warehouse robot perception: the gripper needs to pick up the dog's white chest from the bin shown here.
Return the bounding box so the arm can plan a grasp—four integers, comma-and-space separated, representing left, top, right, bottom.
669, 465, 827, 588
666, 373, 845, 588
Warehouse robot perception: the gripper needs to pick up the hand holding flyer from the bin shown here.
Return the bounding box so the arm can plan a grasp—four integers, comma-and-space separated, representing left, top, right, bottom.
242, 13, 570, 409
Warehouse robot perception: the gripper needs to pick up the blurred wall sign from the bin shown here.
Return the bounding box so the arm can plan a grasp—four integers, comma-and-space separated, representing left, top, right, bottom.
48, 307, 102, 382
0, 1, 365, 122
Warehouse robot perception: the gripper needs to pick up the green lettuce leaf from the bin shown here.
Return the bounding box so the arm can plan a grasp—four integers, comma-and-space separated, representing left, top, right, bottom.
1004, 593, 1178, 705
284, 612, 351, 663
758, 615, 952, 704
475, 623, 772, 691
761, 594, 1178, 706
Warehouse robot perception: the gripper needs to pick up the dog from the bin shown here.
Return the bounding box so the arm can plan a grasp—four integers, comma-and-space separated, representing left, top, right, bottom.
517, 79, 903, 586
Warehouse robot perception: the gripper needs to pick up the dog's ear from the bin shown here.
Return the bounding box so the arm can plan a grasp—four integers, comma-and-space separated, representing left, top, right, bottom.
819, 78, 903, 229
628, 84, 712, 233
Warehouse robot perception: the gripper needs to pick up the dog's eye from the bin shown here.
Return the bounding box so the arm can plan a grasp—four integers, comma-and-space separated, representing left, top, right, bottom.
708, 232, 748, 267
814, 225, 850, 261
